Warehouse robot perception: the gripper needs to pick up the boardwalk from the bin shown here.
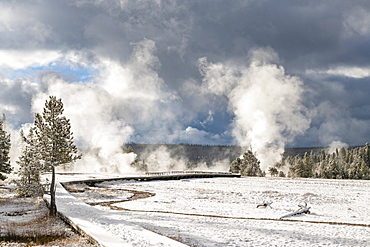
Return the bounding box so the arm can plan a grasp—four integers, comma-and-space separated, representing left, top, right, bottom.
62, 171, 241, 186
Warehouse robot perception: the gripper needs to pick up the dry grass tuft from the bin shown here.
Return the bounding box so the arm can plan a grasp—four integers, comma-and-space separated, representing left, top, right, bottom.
2, 213, 67, 243
0, 197, 97, 246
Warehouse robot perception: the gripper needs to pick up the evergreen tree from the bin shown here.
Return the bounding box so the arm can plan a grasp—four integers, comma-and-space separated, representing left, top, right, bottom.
0, 115, 12, 180
125, 146, 135, 154
268, 167, 278, 177
362, 143, 370, 167
278, 171, 286, 177
288, 154, 309, 178
302, 152, 314, 177
14, 128, 44, 197
185, 161, 197, 170
229, 157, 242, 174
348, 160, 362, 179
130, 159, 148, 172
229, 150, 264, 176
360, 161, 370, 179
34, 96, 81, 215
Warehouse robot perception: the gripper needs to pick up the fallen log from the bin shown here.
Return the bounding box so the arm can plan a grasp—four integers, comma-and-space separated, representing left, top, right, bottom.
280, 202, 311, 219
257, 201, 273, 208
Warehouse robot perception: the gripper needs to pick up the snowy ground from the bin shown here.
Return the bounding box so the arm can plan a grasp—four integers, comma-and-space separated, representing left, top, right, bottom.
57, 175, 370, 247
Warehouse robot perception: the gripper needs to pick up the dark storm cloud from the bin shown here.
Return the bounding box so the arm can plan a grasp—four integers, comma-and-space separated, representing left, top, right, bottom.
1, 0, 370, 152
1, 1, 367, 66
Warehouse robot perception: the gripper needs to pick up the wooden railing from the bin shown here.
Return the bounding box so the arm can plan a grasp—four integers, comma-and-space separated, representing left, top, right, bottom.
144, 170, 233, 176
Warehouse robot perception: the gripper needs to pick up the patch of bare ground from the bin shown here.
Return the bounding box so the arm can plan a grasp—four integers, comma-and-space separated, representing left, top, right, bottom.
0, 195, 98, 246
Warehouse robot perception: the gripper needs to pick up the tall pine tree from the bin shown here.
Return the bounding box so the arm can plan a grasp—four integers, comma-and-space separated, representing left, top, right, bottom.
0, 114, 12, 180
34, 96, 81, 215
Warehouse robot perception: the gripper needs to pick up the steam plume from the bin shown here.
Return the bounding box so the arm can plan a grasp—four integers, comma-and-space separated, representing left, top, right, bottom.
8, 39, 178, 173
199, 48, 311, 169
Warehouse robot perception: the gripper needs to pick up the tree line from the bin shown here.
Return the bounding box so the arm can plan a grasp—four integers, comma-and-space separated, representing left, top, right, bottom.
0, 115, 11, 181
0, 96, 80, 215
278, 144, 370, 179
229, 144, 370, 180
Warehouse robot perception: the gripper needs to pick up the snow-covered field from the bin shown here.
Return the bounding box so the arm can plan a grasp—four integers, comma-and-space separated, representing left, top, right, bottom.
60, 175, 370, 246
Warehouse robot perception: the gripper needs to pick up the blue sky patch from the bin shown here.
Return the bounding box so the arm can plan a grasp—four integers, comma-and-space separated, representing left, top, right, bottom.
48, 63, 96, 83
4, 63, 96, 83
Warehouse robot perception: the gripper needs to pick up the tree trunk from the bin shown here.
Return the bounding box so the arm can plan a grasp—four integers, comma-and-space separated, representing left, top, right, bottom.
49, 165, 57, 216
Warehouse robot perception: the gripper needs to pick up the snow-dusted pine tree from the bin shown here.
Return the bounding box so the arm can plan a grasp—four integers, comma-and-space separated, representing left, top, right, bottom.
0, 114, 12, 180
14, 128, 44, 197
229, 150, 264, 176
34, 96, 81, 215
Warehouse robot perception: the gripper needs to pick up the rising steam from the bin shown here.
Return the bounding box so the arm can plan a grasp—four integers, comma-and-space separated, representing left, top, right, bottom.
199, 48, 311, 169
25, 39, 174, 173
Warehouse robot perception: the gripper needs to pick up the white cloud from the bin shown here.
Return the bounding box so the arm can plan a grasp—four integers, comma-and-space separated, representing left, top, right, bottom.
0, 2, 14, 32
180, 126, 221, 144
307, 65, 370, 79
0, 77, 40, 125
344, 7, 370, 37
0, 2, 55, 47
0, 50, 60, 70
326, 66, 370, 79
198, 57, 239, 96
199, 111, 214, 128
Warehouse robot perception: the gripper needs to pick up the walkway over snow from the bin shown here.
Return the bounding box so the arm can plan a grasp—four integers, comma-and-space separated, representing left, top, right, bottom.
62, 171, 241, 186
47, 171, 240, 246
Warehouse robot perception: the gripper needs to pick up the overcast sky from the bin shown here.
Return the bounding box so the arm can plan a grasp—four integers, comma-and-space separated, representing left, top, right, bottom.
1, 0, 370, 156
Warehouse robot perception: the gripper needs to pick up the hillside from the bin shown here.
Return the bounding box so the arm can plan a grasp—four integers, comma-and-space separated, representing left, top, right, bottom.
125, 143, 243, 166
124, 143, 330, 166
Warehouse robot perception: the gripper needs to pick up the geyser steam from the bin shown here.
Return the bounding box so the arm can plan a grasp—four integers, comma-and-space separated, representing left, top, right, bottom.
199, 48, 311, 169
21, 39, 174, 173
